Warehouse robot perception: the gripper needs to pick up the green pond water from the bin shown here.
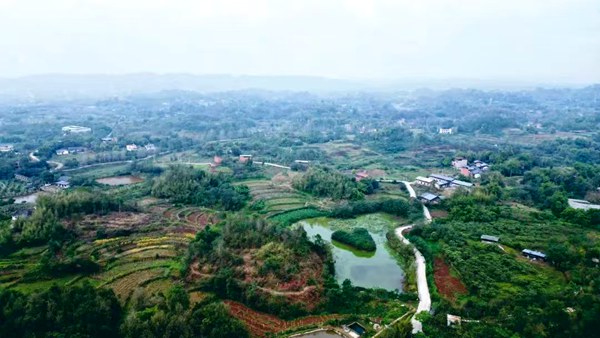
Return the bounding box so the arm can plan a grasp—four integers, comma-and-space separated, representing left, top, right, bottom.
298, 216, 405, 292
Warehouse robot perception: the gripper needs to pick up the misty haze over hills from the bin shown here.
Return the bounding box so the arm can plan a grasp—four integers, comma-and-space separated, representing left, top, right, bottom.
0, 73, 595, 101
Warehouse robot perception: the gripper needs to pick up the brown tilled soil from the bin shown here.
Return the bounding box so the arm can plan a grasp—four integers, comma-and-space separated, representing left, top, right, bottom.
367, 169, 386, 177
434, 257, 467, 301
429, 210, 449, 219
67, 212, 155, 236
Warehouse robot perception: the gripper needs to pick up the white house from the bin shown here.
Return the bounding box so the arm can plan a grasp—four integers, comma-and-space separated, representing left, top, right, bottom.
126, 144, 138, 151
452, 157, 468, 169
0, 144, 14, 152
415, 176, 435, 187
56, 180, 70, 189
62, 125, 91, 133
439, 128, 453, 134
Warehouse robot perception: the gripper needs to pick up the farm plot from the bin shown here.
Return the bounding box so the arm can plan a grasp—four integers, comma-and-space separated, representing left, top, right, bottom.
80, 234, 191, 262
0, 246, 46, 288
76, 233, 190, 302
162, 207, 218, 234
433, 257, 467, 302
225, 301, 342, 338
107, 268, 169, 301
143, 278, 177, 295
68, 212, 159, 238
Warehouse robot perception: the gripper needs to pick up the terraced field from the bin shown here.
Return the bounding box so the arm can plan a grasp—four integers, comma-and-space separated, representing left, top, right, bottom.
1, 206, 212, 303
244, 180, 311, 217
77, 233, 191, 303
161, 206, 219, 234
0, 246, 46, 289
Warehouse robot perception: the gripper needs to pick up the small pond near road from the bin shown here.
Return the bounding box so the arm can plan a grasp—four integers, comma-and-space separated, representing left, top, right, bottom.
96, 175, 144, 186
296, 213, 404, 292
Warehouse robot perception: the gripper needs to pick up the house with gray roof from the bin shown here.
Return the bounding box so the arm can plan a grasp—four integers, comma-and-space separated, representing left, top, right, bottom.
481, 235, 500, 243
419, 192, 441, 204
522, 249, 546, 261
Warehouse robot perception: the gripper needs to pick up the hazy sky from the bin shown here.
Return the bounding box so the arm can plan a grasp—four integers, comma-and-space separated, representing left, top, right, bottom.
0, 0, 598, 83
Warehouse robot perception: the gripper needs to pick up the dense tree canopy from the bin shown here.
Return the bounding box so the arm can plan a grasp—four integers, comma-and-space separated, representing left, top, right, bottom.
151, 165, 250, 210
293, 167, 364, 200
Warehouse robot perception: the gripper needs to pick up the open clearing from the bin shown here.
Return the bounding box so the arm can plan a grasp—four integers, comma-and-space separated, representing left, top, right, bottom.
433, 257, 467, 301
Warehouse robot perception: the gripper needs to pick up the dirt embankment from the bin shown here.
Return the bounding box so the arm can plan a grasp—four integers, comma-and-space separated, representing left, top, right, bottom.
224, 300, 342, 338
433, 257, 467, 301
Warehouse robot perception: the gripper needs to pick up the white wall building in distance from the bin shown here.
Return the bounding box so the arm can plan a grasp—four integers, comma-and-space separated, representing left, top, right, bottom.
439, 128, 453, 134
0, 144, 14, 152
62, 125, 91, 133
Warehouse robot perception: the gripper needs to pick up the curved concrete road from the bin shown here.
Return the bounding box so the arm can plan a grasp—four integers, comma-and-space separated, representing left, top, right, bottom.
396, 225, 431, 334
401, 181, 416, 198
47, 160, 64, 171
402, 180, 433, 223
29, 151, 40, 162
423, 205, 432, 223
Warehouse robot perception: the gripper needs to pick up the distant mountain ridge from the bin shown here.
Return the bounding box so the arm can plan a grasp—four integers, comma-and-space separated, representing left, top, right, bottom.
0, 73, 594, 101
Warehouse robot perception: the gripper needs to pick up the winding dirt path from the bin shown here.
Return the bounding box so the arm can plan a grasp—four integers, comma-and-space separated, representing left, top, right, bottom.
256, 285, 315, 296
47, 160, 64, 171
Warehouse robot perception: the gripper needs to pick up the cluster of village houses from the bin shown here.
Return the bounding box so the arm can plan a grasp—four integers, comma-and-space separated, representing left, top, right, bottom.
413, 157, 490, 204
17, 175, 73, 192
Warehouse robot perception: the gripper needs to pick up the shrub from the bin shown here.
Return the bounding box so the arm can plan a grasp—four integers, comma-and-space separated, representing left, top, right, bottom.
331, 227, 376, 251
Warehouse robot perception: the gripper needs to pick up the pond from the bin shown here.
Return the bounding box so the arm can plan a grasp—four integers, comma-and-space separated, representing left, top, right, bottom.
96, 175, 144, 186
297, 214, 405, 292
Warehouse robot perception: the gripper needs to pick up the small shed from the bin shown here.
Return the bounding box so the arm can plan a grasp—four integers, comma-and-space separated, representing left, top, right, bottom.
522, 249, 546, 261
419, 193, 441, 204
447, 314, 462, 326
239, 154, 253, 163
481, 235, 500, 243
